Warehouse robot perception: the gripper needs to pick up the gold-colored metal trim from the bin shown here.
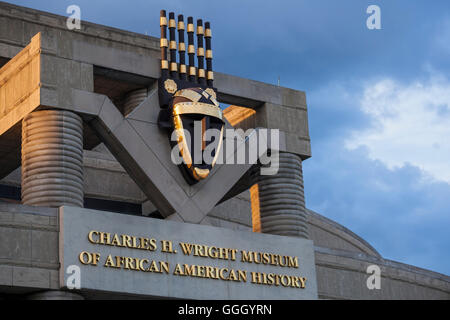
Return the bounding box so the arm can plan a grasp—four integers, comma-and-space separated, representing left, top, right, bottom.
173, 102, 223, 120
160, 17, 167, 26
188, 45, 195, 54
206, 50, 213, 59
170, 62, 178, 72
172, 114, 192, 168
204, 88, 217, 100
189, 66, 196, 76
205, 28, 212, 37
187, 24, 194, 33
210, 96, 219, 107
192, 167, 210, 180
178, 42, 186, 51
169, 19, 176, 28
198, 69, 205, 78
174, 89, 202, 102
161, 60, 169, 69
197, 26, 204, 35
164, 79, 177, 93
169, 40, 177, 50
179, 64, 187, 73
178, 21, 185, 30
197, 47, 204, 57
211, 125, 224, 167
160, 38, 168, 47
207, 71, 214, 80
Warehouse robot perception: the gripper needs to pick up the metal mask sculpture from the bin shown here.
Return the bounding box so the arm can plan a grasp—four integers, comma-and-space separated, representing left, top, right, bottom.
158, 11, 224, 185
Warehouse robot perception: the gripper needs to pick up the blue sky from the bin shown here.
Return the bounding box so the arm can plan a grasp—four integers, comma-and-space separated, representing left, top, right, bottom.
9, 0, 450, 275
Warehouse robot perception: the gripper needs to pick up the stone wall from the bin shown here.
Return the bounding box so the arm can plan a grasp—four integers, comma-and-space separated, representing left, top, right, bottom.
315, 247, 450, 300
0, 201, 448, 299
1, 141, 449, 299
0, 204, 59, 294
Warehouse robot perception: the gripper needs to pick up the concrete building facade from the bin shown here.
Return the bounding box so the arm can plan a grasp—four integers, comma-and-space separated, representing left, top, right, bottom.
0, 2, 448, 299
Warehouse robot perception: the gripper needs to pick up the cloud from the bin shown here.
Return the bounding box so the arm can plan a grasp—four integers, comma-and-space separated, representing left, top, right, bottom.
304, 77, 450, 275
304, 137, 450, 275
345, 75, 450, 184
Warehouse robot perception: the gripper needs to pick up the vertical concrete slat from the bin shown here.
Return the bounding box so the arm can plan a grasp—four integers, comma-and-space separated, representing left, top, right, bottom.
21, 109, 84, 207
250, 184, 261, 232
254, 152, 309, 239
123, 88, 147, 116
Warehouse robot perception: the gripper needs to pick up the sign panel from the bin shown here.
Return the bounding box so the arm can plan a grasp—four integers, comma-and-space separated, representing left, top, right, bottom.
59, 206, 318, 299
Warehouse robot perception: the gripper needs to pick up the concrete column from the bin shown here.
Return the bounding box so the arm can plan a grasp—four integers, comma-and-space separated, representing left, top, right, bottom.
252, 152, 308, 239
27, 290, 84, 300
123, 88, 147, 116
21, 109, 84, 207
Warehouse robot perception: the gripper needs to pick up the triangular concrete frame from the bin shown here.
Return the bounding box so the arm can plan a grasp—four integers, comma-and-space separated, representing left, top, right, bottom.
70, 88, 268, 224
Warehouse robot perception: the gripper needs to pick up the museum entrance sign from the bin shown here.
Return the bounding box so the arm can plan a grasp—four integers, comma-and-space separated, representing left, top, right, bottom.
59, 206, 318, 299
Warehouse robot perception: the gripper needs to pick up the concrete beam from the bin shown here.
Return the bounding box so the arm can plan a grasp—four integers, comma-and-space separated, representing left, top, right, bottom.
65, 88, 266, 223
0, 202, 448, 299
0, 2, 308, 111
0, 2, 311, 162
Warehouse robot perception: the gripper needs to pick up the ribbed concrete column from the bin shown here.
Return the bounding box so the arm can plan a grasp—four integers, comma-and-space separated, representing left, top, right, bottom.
27, 290, 84, 300
21, 110, 84, 207
252, 152, 308, 239
123, 88, 147, 116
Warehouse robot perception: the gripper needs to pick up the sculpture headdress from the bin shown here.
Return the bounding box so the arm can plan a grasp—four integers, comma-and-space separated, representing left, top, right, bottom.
158, 10, 224, 185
